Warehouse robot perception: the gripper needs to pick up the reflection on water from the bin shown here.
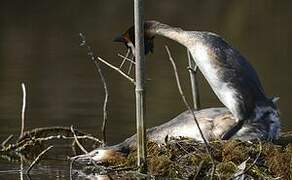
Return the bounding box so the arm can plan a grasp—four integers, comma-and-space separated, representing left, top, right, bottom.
1, 0, 292, 179
0, 158, 70, 180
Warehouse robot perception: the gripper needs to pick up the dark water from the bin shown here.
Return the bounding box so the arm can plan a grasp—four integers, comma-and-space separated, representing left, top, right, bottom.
0, 0, 291, 179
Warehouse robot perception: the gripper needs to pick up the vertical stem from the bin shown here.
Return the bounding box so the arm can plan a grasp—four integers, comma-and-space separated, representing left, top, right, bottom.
134, 0, 147, 172
187, 49, 200, 110
79, 33, 109, 145
20, 83, 26, 138
20, 157, 24, 180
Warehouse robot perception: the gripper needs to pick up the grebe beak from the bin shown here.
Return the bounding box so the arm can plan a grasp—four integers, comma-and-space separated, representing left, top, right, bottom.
113, 35, 125, 43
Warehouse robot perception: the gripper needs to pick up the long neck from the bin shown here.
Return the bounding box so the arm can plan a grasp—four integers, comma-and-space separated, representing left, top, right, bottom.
148, 22, 194, 47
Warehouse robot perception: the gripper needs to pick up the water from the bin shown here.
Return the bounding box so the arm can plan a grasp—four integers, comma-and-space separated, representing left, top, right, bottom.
0, 0, 291, 179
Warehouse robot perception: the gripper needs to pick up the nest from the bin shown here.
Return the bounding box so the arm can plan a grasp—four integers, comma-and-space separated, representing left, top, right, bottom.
77, 138, 292, 179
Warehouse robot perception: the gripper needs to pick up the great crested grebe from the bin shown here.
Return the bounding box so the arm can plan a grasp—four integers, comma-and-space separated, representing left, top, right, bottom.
75, 21, 280, 162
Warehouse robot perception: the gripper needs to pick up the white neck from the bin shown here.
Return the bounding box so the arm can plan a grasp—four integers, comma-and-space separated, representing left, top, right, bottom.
148, 22, 195, 47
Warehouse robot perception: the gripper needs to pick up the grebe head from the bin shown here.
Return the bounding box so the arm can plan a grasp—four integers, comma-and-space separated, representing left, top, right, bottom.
113, 21, 158, 55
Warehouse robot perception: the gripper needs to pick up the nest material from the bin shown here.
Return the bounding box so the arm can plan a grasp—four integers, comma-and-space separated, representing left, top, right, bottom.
84, 138, 292, 179
2, 127, 292, 179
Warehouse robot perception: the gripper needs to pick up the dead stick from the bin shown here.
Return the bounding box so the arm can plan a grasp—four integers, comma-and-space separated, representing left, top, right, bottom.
20, 156, 24, 180
187, 49, 200, 110
127, 60, 133, 74
134, 0, 147, 171
1, 135, 14, 148
69, 158, 74, 180
79, 33, 109, 144
26, 146, 53, 174
28, 135, 102, 143
97, 57, 136, 85
70, 126, 88, 154
165, 45, 216, 179
20, 83, 26, 138
118, 50, 132, 69
118, 53, 136, 64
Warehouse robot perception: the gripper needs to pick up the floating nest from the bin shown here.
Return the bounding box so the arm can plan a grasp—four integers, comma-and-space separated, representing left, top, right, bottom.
2, 127, 292, 179
75, 137, 292, 179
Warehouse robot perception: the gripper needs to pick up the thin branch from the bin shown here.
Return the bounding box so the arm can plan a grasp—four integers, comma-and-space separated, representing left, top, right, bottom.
0, 127, 102, 153
1, 135, 14, 148
20, 82, 26, 138
26, 134, 102, 144
1, 134, 101, 153
118, 50, 135, 69
26, 146, 53, 174
79, 33, 109, 144
165, 45, 215, 179
118, 51, 136, 75
118, 53, 135, 64
97, 57, 136, 85
70, 126, 88, 154
18, 126, 96, 142
20, 156, 24, 180
69, 158, 74, 180
127, 60, 134, 74
119, 50, 128, 69
187, 49, 200, 110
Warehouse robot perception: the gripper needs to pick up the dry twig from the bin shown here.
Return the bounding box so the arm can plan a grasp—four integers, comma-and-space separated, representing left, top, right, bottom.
165, 45, 216, 179
1, 135, 14, 148
97, 57, 136, 85
118, 53, 136, 65
186, 49, 200, 110
69, 158, 74, 180
70, 126, 88, 154
119, 49, 130, 69
26, 145, 53, 174
79, 33, 109, 144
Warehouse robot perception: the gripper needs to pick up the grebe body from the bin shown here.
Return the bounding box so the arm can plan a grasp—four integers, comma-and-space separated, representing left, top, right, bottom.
75, 107, 279, 162
116, 21, 279, 138
146, 21, 268, 123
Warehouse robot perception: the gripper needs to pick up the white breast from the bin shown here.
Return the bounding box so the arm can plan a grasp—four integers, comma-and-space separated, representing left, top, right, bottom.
190, 45, 240, 120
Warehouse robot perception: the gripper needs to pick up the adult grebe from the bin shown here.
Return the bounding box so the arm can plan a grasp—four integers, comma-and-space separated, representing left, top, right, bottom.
114, 20, 280, 140
75, 21, 280, 162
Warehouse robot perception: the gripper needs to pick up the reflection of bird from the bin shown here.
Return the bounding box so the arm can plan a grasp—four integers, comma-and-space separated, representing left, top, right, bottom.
75, 21, 280, 163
